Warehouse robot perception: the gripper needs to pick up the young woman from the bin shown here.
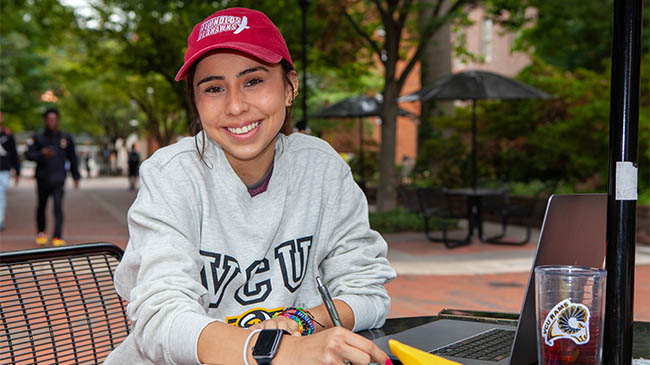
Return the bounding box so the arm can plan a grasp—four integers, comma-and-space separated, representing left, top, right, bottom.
106, 7, 395, 365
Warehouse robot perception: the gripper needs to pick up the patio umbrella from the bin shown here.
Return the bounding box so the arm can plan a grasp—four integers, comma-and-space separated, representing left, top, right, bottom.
314, 95, 413, 192
398, 70, 552, 189
314, 95, 413, 118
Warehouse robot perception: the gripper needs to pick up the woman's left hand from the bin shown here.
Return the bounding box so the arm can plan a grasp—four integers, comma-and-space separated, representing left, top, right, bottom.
249, 315, 302, 336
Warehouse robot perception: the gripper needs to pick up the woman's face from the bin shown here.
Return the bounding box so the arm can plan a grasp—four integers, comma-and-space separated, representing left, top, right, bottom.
193, 51, 297, 171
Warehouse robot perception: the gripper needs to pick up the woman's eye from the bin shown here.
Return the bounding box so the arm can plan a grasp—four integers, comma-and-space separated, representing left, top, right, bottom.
205, 86, 224, 93
246, 78, 263, 87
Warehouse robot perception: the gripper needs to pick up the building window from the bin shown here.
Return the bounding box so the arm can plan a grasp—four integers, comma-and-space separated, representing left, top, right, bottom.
480, 18, 493, 63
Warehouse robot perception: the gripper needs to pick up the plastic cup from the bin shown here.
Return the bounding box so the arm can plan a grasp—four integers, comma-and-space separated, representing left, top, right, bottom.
535, 265, 606, 364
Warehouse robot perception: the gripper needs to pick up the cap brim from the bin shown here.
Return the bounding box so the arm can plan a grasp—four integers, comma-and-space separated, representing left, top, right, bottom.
175, 42, 284, 81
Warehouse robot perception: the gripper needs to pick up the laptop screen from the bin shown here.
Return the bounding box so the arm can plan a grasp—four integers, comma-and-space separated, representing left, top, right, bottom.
510, 194, 607, 364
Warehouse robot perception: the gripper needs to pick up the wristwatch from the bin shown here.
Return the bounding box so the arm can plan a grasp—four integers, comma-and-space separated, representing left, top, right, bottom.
252, 329, 289, 364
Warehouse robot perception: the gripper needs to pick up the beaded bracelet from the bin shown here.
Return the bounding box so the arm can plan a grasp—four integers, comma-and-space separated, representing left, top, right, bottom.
274, 307, 324, 336
292, 307, 325, 329
289, 309, 315, 335
278, 312, 305, 334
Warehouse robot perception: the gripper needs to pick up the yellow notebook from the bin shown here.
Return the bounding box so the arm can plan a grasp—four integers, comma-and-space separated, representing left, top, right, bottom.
389, 339, 462, 365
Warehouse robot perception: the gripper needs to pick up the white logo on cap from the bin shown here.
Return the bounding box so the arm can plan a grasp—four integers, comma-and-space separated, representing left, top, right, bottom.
198, 15, 250, 41
234, 16, 249, 34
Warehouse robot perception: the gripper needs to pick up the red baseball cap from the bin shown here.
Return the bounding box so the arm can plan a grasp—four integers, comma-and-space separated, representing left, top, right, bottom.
175, 7, 294, 81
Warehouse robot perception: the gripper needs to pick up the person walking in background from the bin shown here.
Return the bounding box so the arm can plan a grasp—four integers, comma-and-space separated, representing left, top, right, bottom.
84, 152, 92, 178
0, 110, 21, 231
25, 108, 80, 246
127, 144, 140, 190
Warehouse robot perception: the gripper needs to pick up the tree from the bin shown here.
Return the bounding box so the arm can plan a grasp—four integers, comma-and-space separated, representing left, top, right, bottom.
83, 0, 375, 147
417, 0, 454, 155
341, 0, 476, 211
78, 0, 211, 146
0, 0, 78, 130
487, 0, 650, 72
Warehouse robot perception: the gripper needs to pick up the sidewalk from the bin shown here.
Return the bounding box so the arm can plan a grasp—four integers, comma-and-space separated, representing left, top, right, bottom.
1, 176, 648, 321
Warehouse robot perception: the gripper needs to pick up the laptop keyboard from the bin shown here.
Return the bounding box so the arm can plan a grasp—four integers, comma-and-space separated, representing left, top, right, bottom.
430, 328, 515, 362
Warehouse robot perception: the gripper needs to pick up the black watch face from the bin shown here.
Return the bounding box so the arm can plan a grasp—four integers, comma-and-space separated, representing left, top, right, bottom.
252, 330, 280, 357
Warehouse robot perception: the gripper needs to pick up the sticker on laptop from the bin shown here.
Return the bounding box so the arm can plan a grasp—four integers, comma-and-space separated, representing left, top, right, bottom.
541, 299, 590, 346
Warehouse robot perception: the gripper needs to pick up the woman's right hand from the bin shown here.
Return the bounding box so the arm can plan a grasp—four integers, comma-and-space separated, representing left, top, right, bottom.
274, 326, 390, 365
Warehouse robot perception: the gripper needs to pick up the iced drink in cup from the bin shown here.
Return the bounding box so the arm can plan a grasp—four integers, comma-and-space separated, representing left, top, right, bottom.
535, 265, 606, 364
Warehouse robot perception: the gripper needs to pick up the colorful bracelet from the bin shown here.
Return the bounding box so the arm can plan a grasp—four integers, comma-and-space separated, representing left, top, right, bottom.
292, 307, 325, 329
280, 312, 305, 334
274, 307, 324, 336
289, 309, 315, 335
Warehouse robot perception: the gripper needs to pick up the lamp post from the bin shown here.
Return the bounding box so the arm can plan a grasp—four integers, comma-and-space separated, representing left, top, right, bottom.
603, 0, 642, 363
298, 0, 309, 131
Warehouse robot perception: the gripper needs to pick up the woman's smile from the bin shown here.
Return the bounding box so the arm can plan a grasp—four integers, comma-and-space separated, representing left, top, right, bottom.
225, 120, 261, 136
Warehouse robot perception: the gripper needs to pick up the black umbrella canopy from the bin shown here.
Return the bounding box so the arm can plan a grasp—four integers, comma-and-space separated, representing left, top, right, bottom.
398, 70, 552, 189
398, 70, 553, 102
315, 95, 413, 118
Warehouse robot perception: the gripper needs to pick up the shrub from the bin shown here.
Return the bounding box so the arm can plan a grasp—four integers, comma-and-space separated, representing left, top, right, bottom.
369, 207, 457, 233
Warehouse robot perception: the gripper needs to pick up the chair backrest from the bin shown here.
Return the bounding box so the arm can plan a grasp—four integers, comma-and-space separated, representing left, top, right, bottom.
417, 188, 469, 218
481, 191, 507, 214
0, 243, 130, 365
396, 186, 422, 214
416, 187, 449, 212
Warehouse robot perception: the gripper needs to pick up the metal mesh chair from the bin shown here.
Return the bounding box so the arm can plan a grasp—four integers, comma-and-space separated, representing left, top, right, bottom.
0, 242, 130, 364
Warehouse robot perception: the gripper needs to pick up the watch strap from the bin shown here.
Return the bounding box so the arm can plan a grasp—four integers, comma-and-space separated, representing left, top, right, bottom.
252, 329, 289, 364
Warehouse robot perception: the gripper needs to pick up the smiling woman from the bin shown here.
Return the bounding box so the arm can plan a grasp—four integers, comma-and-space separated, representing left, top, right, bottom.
104, 6, 396, 365
190, 52, 296, 185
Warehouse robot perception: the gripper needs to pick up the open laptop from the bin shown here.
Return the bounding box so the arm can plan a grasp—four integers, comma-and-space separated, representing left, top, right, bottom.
373, 194, 607, 364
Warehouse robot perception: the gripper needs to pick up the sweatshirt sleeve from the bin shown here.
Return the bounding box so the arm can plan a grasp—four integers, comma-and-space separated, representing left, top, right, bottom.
318, 163, 397, 331
114, 160, 217, 364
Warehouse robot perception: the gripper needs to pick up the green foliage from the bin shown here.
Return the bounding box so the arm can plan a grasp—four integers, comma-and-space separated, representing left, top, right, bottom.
369, 208, 424, 233
413, 55, 649, 199
519, 0, 614, 71
369, 207, 458, 233
489, 0, 649, 72
0, 0, 78, 130
369, 207, 457, 233
640, 189, 650, 206
413, 130, 467, 187
348, 148, 380, 185
305, 69, 384, 135
487, 0, 632, 72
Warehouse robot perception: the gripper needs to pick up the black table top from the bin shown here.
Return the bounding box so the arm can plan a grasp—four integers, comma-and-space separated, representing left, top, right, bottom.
359, 313, 650, 359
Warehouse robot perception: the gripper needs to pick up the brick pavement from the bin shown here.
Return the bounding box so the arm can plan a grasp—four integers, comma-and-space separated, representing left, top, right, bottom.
1, 176, 648, 322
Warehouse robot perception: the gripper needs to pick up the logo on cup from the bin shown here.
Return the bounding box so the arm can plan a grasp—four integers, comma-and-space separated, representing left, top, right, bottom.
541, 299, 590, 346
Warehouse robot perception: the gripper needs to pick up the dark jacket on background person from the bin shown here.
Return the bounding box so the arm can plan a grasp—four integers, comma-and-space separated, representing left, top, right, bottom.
25, 130, 80, 185
128, 149, 140, 177
0, 128, 20, 174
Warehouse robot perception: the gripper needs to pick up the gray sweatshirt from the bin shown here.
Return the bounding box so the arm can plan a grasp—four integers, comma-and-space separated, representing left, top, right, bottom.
105, 132, 396, 364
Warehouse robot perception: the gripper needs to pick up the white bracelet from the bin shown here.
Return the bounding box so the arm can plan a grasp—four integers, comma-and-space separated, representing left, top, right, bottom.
243, 329, 262, 365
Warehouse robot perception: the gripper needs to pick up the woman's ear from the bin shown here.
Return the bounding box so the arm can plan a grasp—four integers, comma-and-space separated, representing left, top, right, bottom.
286, 70, 299, 103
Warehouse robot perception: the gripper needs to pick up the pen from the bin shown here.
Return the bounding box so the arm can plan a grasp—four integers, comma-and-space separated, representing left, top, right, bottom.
315, 276, 381, 365
315, 275, 343, 327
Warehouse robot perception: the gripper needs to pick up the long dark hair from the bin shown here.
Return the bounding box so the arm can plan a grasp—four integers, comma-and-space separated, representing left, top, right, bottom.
186, 59, 296, 163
